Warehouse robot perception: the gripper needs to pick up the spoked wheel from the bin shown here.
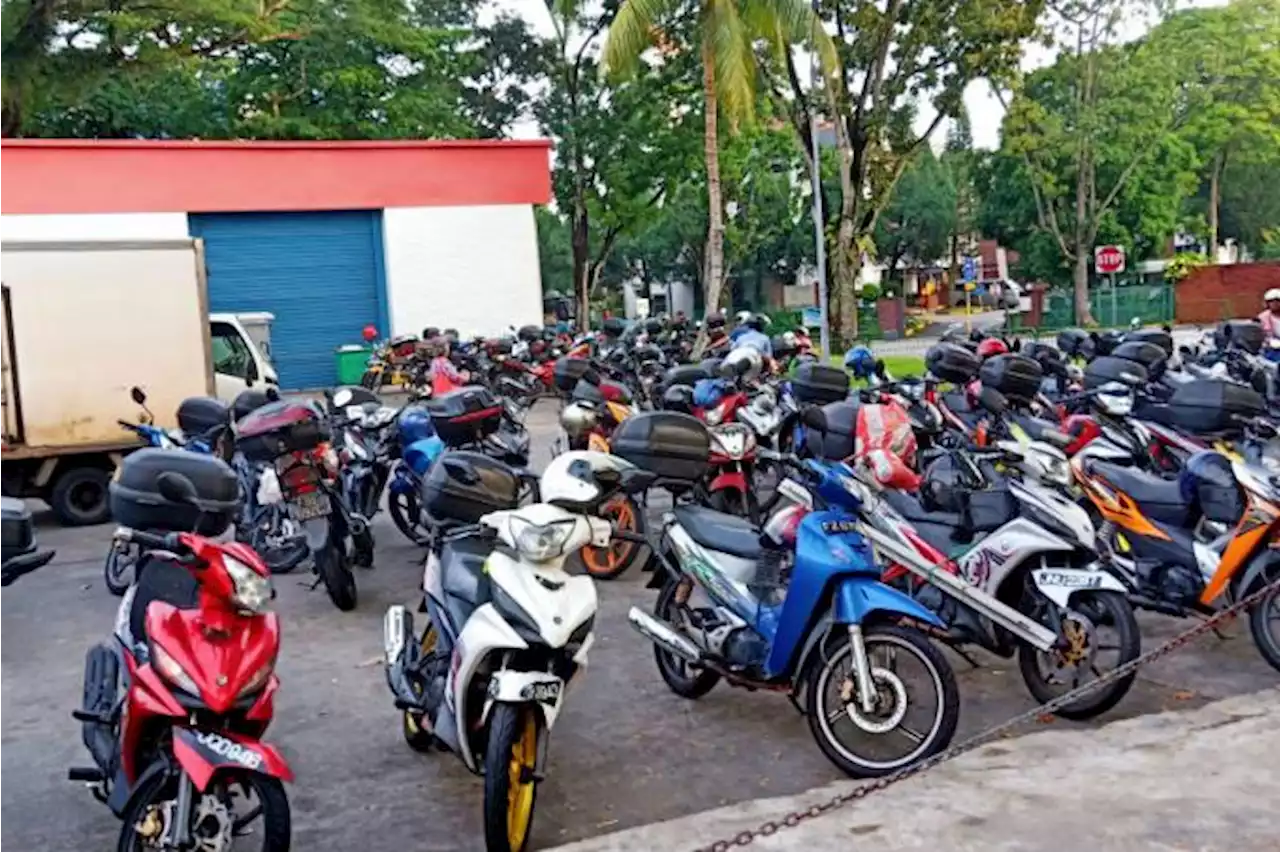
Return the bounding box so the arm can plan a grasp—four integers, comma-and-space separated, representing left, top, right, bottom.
1018, 590, 1140, 719
117, 770, 291, 852
652, 581, 720, 699
315, 541, 357, 612
387, 492, 429, 545
805, 625, 959, 778
403, 626, 440, 752
482, 704, 539, 852
104, 541, 137, 596
581, 495, 641, 580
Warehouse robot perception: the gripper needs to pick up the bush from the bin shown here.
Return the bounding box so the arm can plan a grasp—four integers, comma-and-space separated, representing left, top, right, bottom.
1163, 251, 1209, 283
859, 283, 881, 302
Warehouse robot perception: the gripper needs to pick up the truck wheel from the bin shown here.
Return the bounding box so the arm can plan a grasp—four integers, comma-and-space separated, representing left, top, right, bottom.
50, 466, 111, 526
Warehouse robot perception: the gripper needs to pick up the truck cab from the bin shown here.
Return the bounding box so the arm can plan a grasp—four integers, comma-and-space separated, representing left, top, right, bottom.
209, 312, 278, 401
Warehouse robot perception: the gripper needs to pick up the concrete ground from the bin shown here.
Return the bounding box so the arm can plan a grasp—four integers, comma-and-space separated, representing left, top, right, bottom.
2, 403, 1275, 850
550, 688, 1280, 852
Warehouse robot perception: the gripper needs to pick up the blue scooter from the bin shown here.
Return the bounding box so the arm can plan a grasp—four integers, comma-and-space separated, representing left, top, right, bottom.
627, 409, 959, 778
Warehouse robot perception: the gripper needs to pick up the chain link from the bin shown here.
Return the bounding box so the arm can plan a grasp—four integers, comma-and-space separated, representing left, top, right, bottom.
695, 576, 1280, 852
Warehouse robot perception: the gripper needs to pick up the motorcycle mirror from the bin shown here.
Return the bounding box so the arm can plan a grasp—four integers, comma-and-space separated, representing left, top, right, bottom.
265, 387, 281, 402
801, 406, 829, 433
130, 386, 147, 405
156, 471, 200, 506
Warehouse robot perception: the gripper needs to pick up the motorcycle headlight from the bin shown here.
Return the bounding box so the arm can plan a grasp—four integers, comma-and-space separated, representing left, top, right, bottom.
237, 658, 276, 699
509, 516, 576, 562
151, 642, 200, 696
225, 555, 272, 614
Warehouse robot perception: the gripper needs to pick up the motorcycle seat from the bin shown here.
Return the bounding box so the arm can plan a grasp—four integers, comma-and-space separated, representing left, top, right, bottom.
129, 555, 200, 649
879, 491, 972, 553
1083, 459, 1191, 527
672, 505, 761, 560
1011, 414, 1071, 449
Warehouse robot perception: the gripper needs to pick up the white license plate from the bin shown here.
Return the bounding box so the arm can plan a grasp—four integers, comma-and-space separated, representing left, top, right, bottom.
291, 491, 330, 521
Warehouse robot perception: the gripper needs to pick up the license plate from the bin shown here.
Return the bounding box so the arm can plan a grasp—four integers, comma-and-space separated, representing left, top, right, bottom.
291, 491, 330, 521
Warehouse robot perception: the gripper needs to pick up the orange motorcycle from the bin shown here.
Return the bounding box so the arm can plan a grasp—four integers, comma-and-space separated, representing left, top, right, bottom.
1074, 447, 1280, 671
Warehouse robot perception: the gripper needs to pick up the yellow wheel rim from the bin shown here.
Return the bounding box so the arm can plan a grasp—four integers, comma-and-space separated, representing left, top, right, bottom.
506, 711, 538, 850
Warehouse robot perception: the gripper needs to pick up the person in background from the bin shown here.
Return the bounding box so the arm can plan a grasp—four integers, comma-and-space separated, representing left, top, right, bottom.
1258, 289, 1280, 341
427, 337, 468, 396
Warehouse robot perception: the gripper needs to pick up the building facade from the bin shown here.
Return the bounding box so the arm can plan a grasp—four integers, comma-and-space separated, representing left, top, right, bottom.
2, 139, 552, 388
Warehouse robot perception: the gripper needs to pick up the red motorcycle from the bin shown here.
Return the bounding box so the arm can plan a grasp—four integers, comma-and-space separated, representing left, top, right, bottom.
73, 453, 293, 851
691, 378, 758, 517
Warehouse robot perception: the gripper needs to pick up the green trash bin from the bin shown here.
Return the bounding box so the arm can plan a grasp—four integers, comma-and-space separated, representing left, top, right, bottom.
335, 345, 372, 386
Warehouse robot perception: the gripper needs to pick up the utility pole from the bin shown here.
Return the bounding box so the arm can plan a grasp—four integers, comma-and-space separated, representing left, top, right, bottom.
807, 19, 830, 359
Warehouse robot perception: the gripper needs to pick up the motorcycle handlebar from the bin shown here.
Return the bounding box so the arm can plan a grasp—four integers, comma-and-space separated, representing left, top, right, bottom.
121, 528, 186, 555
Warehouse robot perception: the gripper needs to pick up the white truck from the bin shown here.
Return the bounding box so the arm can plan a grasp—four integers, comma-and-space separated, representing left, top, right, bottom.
1, 239, 276, 525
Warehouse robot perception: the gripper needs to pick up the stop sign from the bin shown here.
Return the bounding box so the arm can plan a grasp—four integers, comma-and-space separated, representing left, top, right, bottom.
1094, 244, 1126, 274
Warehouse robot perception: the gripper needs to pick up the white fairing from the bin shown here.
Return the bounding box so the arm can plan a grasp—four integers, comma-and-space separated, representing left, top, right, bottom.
954, 518, 1076, 591
484, 549, 598, 648
1012, 479, 1095, 546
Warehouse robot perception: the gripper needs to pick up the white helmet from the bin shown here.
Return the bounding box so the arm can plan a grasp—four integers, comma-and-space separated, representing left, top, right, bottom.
721, 346, 763, 380
539, 450, 632, 510
734, 310, 753, 326
559, 402, 598, 438
1265, 288, 1280, 303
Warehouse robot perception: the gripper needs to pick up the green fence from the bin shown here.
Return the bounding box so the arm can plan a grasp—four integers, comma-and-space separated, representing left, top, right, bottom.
1011, 283, 1174, 333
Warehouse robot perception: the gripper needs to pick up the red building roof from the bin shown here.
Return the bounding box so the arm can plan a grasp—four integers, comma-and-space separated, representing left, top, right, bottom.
1, 138, 552, 215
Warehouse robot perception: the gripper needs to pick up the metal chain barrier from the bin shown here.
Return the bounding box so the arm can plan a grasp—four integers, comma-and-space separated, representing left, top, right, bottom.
694, 576, 1280, 852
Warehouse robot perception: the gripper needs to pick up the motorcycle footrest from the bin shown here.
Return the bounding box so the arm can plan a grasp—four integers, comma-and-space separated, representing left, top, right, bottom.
394, 697, 429, 713
72, 708, 112, 725
68, 766, 105, 783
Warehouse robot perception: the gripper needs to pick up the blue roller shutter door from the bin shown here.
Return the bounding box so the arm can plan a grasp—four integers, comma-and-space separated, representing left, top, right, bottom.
190, 210, 386, 390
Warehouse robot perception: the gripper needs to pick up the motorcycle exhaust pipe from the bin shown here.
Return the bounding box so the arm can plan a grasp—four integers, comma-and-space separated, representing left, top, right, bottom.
627, 607, 703, 664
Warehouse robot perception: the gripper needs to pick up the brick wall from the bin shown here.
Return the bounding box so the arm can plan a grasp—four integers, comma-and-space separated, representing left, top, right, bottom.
1174, 262, 1280, 324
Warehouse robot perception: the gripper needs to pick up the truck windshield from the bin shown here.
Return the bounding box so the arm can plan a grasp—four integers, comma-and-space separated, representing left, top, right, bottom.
210, 322, 257, 381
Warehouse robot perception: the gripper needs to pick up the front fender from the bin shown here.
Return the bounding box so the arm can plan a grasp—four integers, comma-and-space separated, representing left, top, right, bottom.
833, 576, 946, 629
171, 727, 294, 791
1030, 566, 1129, 608
481, 671, 566, 731
301, 516, 332, 550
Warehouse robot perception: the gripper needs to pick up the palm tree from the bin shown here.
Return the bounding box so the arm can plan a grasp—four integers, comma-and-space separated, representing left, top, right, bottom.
604, 0, 835, 336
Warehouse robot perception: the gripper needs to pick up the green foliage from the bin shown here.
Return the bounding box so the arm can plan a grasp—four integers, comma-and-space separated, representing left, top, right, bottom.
1163, 252, 1209, 284
3, 0, 541, 139
874, 148, 957, 273
535, 207, 575, 296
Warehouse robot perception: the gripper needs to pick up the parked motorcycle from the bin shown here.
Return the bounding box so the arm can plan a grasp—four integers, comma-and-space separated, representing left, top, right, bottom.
384, 451, 629, 852
237, 399, 365, 610
616, 411, 960, 778
72, 452, 292, 850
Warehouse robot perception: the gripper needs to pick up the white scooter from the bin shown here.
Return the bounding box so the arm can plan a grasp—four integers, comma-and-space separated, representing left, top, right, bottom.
383, 451, 644, 852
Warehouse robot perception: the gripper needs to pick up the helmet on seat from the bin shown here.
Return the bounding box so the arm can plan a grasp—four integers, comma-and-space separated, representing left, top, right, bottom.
396, 404, 435, 444
747, 313, 770, 332
734, 310, 753, 327
976, 338, 1009, 359
844, 346, 877, 380
704, 311, 727, 331
1179, 451, 1244, 525
540, 450, 631, 511
721, 346, 763, 380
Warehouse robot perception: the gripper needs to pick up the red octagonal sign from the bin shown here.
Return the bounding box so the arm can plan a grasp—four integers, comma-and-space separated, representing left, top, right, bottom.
1094, 244, 1126, 274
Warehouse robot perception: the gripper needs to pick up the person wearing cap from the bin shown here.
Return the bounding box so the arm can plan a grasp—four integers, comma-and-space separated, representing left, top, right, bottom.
1259, 289, 1280, 341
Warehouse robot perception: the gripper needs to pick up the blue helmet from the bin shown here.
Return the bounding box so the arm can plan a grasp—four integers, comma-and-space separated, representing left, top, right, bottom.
844, 346, 876, 379
396, 404, 435, 445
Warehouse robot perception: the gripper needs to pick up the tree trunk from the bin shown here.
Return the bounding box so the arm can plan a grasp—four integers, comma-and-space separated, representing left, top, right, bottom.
831, 147, 860, 347
696, 45, 726, 354
1073, 251, 1091, 326
1208, 150, 1224, 261
571, 206, 591, 327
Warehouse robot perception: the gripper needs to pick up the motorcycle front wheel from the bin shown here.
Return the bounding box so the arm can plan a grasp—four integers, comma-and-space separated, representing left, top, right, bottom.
117, 769, 291, 852
1017, 590, 1139, 719
315, 539, 357, 612
103, 541, 136, 596
1247, 581, 1280, 673
482, 703, 540, 852
580, 494, 641, 580
805, 624, 959, 778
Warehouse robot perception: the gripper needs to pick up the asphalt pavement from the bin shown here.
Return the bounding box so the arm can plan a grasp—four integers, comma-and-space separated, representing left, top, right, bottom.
2, 402, 1275, 851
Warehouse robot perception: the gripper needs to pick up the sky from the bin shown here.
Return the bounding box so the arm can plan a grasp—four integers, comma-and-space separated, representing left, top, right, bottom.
492, 0, 1225, 150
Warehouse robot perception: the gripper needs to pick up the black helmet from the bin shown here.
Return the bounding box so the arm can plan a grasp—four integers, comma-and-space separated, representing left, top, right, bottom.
443, 328, 459, 343
661, 384, 695, 414
1179, 450, 1244, 525
705, 311, 726, 331
422, 326, 440, 340
232, 387, 276, 423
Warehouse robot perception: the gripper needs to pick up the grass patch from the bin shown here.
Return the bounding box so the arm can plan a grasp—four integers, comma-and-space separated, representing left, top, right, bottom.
877, 354, 926, 379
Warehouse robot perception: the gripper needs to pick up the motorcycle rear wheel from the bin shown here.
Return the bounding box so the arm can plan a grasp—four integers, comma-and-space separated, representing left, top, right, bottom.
482, 703, 539, 852
117, 769, 291, 852
653, 581, 720, 699
388, 492, 429, 545
316, 541, 357, 612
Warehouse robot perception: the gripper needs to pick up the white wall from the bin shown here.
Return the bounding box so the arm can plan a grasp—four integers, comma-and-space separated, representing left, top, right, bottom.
381, 205, 544, 337
1, 212, 190, 242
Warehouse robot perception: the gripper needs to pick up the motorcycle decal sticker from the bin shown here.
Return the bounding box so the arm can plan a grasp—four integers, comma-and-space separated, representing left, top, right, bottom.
957, 547, 1009, 587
